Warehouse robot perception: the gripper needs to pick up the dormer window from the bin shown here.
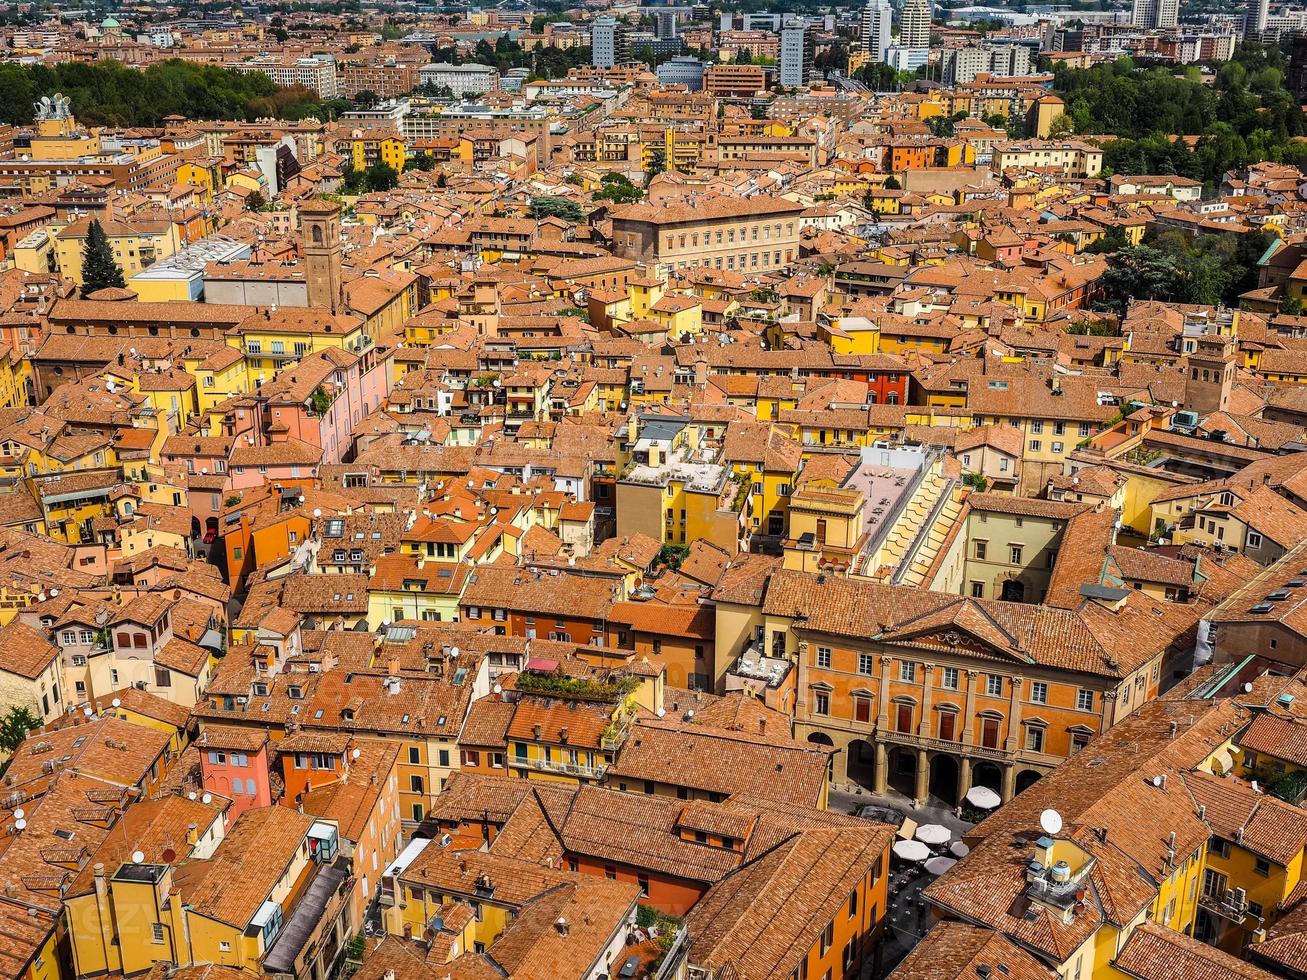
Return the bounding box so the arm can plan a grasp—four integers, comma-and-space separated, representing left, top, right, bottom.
252, 682, 268, 697
288, 685, 303, 700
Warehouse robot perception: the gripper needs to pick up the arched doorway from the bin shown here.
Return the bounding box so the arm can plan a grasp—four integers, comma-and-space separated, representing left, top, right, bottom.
848, 739, 876, 789
807, 732, 836, 781
973, 761, 1003, 793
1015, 769, 1043, 795
887, 746, 917, 797
1000, 578, 1026, 603
929, 754, 960, 806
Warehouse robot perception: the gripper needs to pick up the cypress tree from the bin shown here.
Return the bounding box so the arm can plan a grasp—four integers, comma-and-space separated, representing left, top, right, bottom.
81, 219, 126, 297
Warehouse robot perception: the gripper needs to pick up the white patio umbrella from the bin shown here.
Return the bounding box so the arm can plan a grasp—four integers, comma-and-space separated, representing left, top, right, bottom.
950, 840, 971, 858
915, 824, 951, 845
893, 839, 930, 862
966, 785, 1002, 809
925, 856, 958, 876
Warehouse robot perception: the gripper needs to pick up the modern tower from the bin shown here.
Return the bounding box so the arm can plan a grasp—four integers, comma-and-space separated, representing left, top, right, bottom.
1131, 0, 1179, 29
780, 18, 814, 88
591, 17, 628, 69
900, 0, 932, 49
861, 0, 893, 61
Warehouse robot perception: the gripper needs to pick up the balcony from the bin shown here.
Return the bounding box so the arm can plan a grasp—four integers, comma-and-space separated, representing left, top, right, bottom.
508, 756, 606, 780
877, 725, 1014, 763
1199, 889, 1249, 924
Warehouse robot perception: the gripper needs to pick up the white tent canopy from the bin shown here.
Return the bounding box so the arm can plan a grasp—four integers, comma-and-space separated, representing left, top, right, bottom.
966, 785, 1002, 809
915, 824, 951, 845
925, 856, 958, 876
893, 839, 930, 862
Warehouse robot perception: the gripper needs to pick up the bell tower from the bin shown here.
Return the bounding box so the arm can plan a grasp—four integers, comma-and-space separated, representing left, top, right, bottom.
298, 200, 343, 313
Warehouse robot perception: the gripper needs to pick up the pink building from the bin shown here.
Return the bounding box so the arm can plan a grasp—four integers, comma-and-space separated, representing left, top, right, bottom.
256, 346, 394, 464
197, 725, 273, 823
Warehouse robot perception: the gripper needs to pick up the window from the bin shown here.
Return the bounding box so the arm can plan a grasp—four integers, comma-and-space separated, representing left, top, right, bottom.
1030, 681, 1047, 704
1255, 858, 1271, 877
637, 874, 649, 896
151, 921, 165, 943
816, 646, 831, 669
857, 653, 874, 676
814, 691, 830, 715
986, 674, 1003, 696
938, 711, 957, 741
941, 667, 959, 689
981, 716, 1001, 748
461, 750, 480, 767
853, 695, 871, 724
154, 667, 171, 688
820, 920, 834, 955
408, 746, 420, 764
1030, 440, 1042, 452
1052, 442, 1064, 454
848, 888, 859, 918
1024, 726, 1045, 753
1031, 420, 1044, 434
1076, 689, 1094, 711
1248, 531, 1263, 549
899, 661, 916, 682
970, 581, 984, 598
895, 702, 913, 733
1009, 544, 1023, 564
219, 941, 232, 952
410, 775, 424, 793
1071, 731, 1091, 754
974, 540, 987, 560
1209, 836, 1231, 859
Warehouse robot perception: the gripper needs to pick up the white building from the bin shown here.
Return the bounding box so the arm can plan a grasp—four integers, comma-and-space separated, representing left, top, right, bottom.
941, 43, 1033, 84
591, 16, 628, 69
418, 63, 499, 97
1131, 0, 1179, 29
861, 0, 893, 61
228, 55, 338, 99
901, 0, 933, 48
779, 19, 813, 88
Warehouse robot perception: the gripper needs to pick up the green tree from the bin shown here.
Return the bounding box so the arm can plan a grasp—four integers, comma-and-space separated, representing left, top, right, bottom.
1096, 244, 1185, 313
246, 190, 267, 212
0, 705, 39, 756
80, 219, 125, 297
645, 144, 667, 186
528, 196, 585, 223
363, 162, 399, 192
883, 175, 902, 190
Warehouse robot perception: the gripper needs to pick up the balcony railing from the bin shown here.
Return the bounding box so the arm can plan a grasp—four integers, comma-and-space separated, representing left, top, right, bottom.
508, 756, 606, 779
877, 725, 1014, 763
1199, 890, 1249, 924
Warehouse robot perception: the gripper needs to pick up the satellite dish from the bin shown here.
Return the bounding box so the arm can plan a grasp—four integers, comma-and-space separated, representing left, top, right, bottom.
493, 683, 502, 694
131, 850, 145, 864
111, 698, 121, 708
201, 793, 212, 805
1152, 774, 1164, 787
313, 508, 322, 518
1244, 682, 1254, 693
13, 809, 24, 820
449, 647, 459, 659
49, 589, 58, 597
1039, 809, 1063, 836
187, 791, 197, 800
83, 706, 93, 717
161, 848, 176, 863
14, 819, 25, 831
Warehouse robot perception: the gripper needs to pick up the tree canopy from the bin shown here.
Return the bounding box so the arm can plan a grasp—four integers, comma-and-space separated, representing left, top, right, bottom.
0, 58, 341, 127
81, 219, 126, 297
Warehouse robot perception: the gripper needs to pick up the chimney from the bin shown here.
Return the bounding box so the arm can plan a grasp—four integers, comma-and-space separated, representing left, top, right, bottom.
186, 823, 199, 846
758, 717, 766, 734
555, 916, 569, 937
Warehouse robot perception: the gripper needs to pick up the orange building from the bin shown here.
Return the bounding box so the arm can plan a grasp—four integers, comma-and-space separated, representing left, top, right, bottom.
747, 570, 1180, 806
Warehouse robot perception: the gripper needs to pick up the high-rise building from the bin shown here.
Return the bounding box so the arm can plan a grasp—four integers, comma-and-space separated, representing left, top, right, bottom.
591, 17, 629, 69
655, 9, 678, 40
779, 18, 814, 88
1131, 0, 1178, 29
861, 0, 893, 61
719, 11, 733, 31
900, 0, 932, 49
1247, 0, 1270, 36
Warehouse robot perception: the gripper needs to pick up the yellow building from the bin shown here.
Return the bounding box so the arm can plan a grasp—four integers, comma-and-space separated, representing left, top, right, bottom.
54, 216, 180, 287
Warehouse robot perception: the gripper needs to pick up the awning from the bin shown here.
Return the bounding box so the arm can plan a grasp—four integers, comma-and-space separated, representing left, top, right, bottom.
1210, 750, 1236, 776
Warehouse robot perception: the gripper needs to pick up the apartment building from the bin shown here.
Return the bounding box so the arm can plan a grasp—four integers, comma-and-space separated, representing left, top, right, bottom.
703, 64, 769, 98
991, 139, 1105, 177
228, 55, 339, 98
609, 195, 805, 276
